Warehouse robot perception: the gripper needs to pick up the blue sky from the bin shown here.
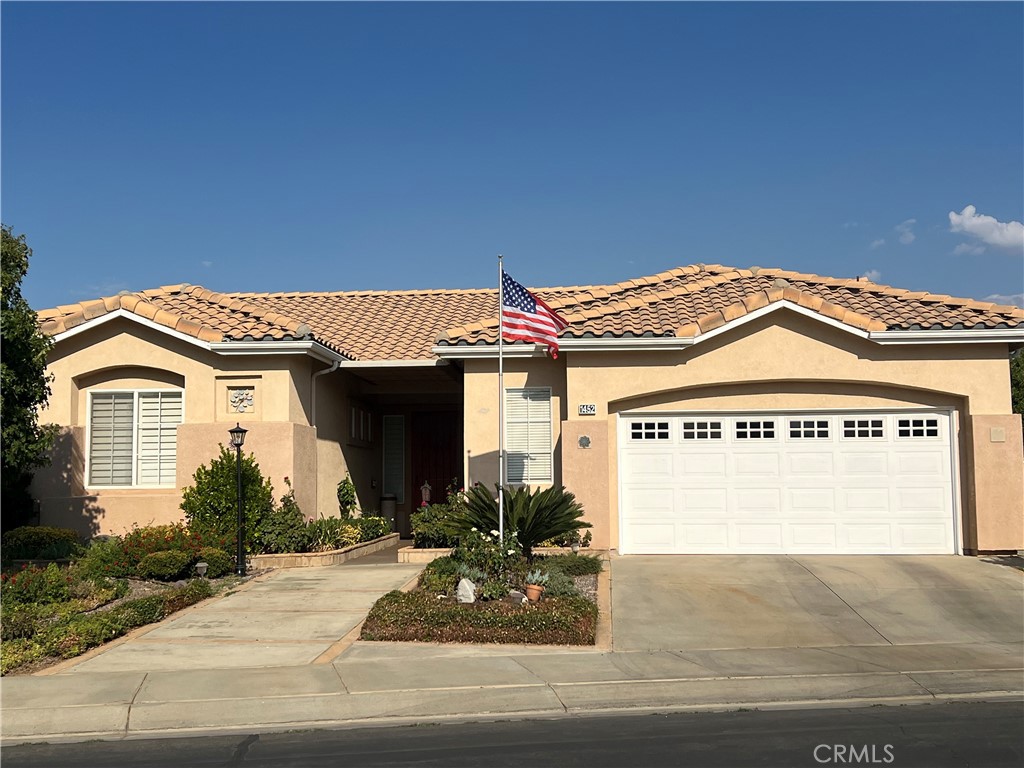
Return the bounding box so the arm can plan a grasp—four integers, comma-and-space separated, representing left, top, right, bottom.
3, 2, 1022, 311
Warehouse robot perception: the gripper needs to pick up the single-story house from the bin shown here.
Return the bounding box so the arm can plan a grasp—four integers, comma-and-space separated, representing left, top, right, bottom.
32, 263, 1024, 554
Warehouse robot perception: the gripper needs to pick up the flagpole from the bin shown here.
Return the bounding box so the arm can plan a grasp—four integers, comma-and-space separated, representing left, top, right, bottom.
497, 254, 505, 542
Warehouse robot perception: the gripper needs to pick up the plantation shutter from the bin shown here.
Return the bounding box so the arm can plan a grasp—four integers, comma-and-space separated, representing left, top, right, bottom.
505, 388, 552, 484
89, 393, 135, 485
137, 392, 183, 485
382, 415, 405, 503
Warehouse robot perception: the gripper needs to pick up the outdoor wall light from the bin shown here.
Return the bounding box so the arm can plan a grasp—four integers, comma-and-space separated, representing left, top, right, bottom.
228, 423, 248, 576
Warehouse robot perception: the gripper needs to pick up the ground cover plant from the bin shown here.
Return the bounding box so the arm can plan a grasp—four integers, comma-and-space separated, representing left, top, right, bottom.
360, 591, 597, 645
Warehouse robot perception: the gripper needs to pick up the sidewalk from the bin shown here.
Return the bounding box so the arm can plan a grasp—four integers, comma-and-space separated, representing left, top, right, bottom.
1, 547, 1022, 744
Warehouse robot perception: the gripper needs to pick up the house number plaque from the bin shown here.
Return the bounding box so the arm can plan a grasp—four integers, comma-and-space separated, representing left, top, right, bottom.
578, 403, 597, 416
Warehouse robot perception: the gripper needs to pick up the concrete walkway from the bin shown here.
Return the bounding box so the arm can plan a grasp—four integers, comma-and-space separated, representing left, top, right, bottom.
58, 560, 423, 673
1, 550, 1022, 744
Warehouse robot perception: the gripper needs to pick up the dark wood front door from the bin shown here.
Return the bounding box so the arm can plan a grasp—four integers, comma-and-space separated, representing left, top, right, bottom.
409, 411, 463, 535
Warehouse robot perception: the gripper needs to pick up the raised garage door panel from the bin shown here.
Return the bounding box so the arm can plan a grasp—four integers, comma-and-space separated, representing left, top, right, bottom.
618, 412, 956, 555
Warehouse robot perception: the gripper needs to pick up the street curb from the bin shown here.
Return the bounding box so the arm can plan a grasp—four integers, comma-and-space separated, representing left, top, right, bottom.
3, 690, 1020, 746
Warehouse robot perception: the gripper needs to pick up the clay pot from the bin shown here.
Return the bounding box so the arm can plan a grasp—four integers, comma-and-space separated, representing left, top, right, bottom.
524, 583, 545, 602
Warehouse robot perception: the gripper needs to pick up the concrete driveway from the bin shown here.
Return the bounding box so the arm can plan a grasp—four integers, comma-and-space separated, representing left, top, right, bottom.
610, 555, 1024, 652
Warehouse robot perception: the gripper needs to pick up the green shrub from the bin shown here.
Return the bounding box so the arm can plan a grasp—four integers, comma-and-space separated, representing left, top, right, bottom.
411, 504, 458, 549
73, 536, 131, 579
1, 638, 46, 675
542, 570, 579, 598
419, 556, 462, 594
2, 526, 83, 561
538, 553, 604, 577
352, 516, 391, 542
305, 518, 360, 552
196, 547, 233, 578
161, 579, 213, 613
451, 485, 591, 559
180, 446, 275, 551
137, 550, 192, 581
361, 591, 597, 645
336, 475, 357, 518
0, 563, 71, 605
256, 479, 308, 554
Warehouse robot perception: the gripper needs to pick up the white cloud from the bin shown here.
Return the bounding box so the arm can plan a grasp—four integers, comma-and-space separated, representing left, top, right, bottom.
983, 293, 1024, 308
861, 269, 882, 282
201, 260, 213, 268
869, 239, 885, 250
843, 221, 860, 229
894, 219, 916, 245
952, 243, 985, 257
949, 205, 1024, 252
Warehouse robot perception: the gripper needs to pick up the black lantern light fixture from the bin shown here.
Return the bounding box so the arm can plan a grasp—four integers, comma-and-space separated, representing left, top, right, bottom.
228, 423, 248, 576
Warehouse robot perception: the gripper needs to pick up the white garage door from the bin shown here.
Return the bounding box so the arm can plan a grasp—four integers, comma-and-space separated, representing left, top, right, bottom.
618, 411, 957, 555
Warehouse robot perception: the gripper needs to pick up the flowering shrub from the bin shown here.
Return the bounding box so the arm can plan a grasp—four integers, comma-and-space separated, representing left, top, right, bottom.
450, 528, 525, 590
0, 564, 72, 605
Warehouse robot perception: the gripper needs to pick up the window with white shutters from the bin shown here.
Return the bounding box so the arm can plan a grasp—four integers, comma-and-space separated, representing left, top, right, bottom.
382, 415, 405, 503
505, 388, 552, 484
89, 391, 183, 487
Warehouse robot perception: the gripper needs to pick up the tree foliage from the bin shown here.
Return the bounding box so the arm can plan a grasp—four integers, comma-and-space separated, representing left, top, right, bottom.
1, 225, 58, 528
180, 446, 275, 551
1011, 349, 1023, 418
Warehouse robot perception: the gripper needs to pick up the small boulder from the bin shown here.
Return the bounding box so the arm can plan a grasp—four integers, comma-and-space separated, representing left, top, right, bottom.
456, 578, 476, 604
509, 590, 528, 605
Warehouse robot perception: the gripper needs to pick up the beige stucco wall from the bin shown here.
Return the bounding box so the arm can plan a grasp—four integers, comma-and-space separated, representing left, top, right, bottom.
462, 310, 1023, 552
462, 356, 567, 489
32, 317, 326, 536
967, 414, 1024, 551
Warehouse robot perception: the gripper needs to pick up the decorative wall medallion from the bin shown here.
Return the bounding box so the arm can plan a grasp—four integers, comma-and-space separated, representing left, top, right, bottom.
229, 387, 254, 413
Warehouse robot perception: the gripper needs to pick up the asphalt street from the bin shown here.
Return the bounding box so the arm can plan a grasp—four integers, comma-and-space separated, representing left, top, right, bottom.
4, 701, 1022, 768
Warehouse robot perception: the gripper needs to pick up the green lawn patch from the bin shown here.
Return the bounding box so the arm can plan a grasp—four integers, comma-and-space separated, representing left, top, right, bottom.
360, 590, 597, 645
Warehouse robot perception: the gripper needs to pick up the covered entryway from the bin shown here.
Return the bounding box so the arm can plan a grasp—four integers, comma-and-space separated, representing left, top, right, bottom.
618, 410, 957, 555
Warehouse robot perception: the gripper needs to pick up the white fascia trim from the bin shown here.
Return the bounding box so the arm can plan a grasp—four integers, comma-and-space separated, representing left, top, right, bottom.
693, 301, 871, 345
432, 344, 547, 359
868, 328, 1024, 344
52, 309, 213, 351
341, 359, 449, 368
209, 340, 346, 364
432, 337, 693, 358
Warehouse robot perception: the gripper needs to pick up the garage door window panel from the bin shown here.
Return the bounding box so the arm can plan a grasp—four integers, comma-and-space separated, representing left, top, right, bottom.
681, 420, 722, 440
630, 421, 670, 441
735, 420, 776, 440
842, 418, 885, 439
788, 419, 830, 439
897, 417, 939, 439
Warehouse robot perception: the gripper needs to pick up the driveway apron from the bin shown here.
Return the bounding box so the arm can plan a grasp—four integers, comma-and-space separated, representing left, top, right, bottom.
60, 561, 423, 673
610, 555, 1024, 652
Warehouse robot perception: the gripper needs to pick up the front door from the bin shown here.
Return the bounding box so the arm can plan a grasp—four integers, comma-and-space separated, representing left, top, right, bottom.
408, 411, 464, 536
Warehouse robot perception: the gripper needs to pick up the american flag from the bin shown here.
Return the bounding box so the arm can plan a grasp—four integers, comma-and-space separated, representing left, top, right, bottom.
501, 270, 568, 357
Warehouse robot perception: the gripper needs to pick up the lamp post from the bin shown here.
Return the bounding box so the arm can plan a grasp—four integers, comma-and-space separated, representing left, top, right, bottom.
228, 423, 248, 576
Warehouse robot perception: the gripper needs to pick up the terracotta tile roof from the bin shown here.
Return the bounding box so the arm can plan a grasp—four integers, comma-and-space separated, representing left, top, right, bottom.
39, 265, 1024, 361
439, 264, 1024, 345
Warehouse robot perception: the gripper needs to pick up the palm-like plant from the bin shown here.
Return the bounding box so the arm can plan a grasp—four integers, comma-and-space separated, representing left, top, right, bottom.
451, 485, 591, 559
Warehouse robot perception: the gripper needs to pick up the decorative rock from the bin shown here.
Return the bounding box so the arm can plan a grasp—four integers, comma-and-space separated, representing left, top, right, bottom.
456, 578, 476, 604
509, 590, 527, 604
